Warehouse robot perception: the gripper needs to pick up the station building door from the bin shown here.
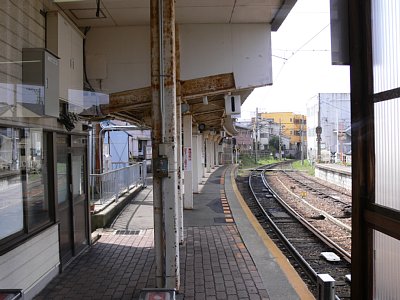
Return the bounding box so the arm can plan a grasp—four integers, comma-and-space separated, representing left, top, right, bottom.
56, 134, 88, 267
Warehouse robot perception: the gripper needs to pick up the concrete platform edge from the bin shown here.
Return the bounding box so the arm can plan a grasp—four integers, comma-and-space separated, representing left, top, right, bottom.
225, 165, 315, 300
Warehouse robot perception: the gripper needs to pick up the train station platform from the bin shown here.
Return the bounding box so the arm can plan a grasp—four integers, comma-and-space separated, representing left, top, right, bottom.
34, 165, 314, 300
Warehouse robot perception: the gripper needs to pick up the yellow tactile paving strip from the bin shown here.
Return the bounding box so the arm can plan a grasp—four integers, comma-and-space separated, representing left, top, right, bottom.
229, 166, 315, 300
220, 170, 235, 223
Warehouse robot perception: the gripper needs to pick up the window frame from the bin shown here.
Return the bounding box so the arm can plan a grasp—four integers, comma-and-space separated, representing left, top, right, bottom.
0, 127, 56, 255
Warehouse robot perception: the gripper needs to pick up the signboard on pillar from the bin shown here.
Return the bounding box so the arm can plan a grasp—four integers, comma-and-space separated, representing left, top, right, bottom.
183, 147, 192, 171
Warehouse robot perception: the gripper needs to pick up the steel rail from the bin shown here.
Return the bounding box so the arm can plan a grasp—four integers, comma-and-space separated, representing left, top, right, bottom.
248, 165, 318, 284
261, 169, 351, 263
282, 169, 352, 201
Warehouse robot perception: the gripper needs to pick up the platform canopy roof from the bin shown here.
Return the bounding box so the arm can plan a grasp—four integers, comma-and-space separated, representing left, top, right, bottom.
54, 0, 296, 134
54, 0, 294, 28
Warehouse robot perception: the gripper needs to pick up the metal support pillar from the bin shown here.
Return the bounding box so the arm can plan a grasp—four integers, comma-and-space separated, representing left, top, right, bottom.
176, 100, 184, 243
183, 114, 193, 209
192, 133, 199, 193
150, 0, 180, 289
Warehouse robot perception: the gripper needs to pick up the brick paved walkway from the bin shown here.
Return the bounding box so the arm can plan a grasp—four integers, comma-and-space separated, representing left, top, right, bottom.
35, 168, 273, 300
181, 225, 269, 300
35, 224, 269, 300
35, 230, 155, 300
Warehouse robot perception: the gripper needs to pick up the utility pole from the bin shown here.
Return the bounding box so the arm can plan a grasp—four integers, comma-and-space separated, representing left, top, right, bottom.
255, 107, 258, 163
279, 118, 282, 160
301, 116, 304, 165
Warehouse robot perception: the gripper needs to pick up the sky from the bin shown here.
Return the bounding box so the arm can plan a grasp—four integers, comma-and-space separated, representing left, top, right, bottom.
240, 0, 350, 119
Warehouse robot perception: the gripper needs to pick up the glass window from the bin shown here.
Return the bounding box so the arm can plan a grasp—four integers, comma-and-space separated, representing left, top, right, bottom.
57, 135, 69, 205
23, 128, 51, 230
0, 127, 51, 241
0, 128, 24, 239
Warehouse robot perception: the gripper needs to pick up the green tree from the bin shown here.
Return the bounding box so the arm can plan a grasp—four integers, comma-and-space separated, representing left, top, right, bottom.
269, 136, 279, 153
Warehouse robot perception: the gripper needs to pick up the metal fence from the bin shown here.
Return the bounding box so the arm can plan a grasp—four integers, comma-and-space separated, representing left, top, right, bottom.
89, 162, 147, 205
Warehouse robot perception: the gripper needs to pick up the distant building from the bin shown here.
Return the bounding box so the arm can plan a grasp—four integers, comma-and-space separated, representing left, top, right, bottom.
234, 124, 253, 152
101, 120, 151, 171
306, 93, 351, 163
259, 112, 307, 150
235, 117, 292, 157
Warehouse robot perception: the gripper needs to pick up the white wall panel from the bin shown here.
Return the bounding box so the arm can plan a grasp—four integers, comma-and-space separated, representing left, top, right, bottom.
180, 24, 272, 89
85, 26, 151, 93
85, 24, 272, 93
0, 225, 59, 293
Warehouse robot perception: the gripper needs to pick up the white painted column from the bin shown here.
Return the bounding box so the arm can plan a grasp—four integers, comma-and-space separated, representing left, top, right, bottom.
211, 136, 217, 169
215, 140, 219, 166
183, 114, 193, 209
198, 134, 205, 181
192, 133, 199, 193
206, 137, 212, 172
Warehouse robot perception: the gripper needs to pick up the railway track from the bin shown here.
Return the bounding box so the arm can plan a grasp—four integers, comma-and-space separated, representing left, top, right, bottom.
246, 164, 351, 299
282, 169, 352, 204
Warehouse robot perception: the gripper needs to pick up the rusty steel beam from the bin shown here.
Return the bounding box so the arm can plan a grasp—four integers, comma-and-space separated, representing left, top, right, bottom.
100, 102, 152, 114
110, 112, 144, 126
110, 86, 151, 105
181, 72, 236, 100
101, 72, 234, 116
193, 116, 224, 123
192, 108, 224, 117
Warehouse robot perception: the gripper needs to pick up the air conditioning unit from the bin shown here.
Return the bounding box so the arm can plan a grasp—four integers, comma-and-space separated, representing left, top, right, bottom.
225, 95, 241, 115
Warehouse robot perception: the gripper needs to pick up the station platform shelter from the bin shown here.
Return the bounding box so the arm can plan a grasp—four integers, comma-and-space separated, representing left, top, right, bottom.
1, 1, 400, 300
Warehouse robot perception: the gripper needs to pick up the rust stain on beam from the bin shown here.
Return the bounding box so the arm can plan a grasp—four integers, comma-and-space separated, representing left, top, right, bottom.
190, 98, 225, 111
100, 87, 152, 114
110, 112, 144, 125
101, 101, 152, 114
181, 73, 236, 99
192, 109, 224, 117
110, 87, 152, 106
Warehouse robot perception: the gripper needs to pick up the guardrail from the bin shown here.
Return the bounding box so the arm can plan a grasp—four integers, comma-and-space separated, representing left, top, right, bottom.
90, 162, 147, 205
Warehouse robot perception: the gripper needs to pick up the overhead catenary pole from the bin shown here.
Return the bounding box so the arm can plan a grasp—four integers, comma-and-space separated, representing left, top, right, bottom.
150, 0, 180, 290
301, 116, 304, 165
255, 107, 258, 163
279, 118, 282, 160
